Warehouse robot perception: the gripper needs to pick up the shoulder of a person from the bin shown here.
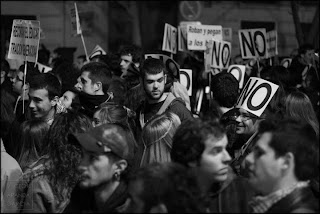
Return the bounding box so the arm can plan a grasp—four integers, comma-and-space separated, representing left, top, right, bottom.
291, 207, 317, 213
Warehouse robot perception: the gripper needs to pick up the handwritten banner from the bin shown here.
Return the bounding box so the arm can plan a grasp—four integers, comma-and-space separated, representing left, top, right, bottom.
266, 30, 278, 58
187, 24, 222, 50
70, 2, 82, 37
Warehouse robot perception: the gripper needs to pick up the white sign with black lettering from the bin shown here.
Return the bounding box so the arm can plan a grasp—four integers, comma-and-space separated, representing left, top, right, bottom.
236, 77, 279, 117
222, 28, 232, 41
37, 62, 52, 73
187, 24, 222, 50
266, 30, 278, 58
178, 21, 201, 52
280, 58, 292, 68
162, 23, 177, 54
70, 2, 82, 37
227, 65, 246, 89
204, 39, 231, 69
179, 69, 192, 96
89, 45, 107, 60
238, 28, 267, 59
145, 54, 180, 80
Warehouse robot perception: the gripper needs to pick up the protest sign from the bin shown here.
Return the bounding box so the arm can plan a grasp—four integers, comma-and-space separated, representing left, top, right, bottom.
89, 45, 107, 59
179, 69, 192, 96
238, 28, 267, 59
37, 62, 52, 73
236, 77, 279, 117
222, 28, 232, 42
145, 54, 180, 80
204, 39, 231, 69
194, 88, 204, 115
70, 2, 82, 36
280, 58, 292, 68
178, 21, 201, 52
227, 65, 246, 89
266, 30, 278, 58
187, 24, 222, 50
8, 19, 40, 63
162, 23, 177, 54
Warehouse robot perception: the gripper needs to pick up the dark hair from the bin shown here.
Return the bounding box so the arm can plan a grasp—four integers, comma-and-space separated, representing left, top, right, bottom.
128, 162, 207, 213
1, 58, 10, 74
119, 44, 143, 65
17, 119, 50, 171
171, 118, 226, 167
51, 61, 80, 93
298, 43, 314, 55
28, 73, 62, 100
141, 58, 166, 80
43, 111, 93, 203
210, 71, 239, 108
258, 118, 319, 181
81, 62, 112, 93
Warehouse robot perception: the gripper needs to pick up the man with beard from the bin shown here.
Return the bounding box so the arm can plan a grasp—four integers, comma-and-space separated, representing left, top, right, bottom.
74, 62, 113, 118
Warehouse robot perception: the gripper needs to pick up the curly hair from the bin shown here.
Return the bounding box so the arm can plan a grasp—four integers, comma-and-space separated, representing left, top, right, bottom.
42, 111, 93, 204
119, 44, 144, 65
128, 162, 207, 213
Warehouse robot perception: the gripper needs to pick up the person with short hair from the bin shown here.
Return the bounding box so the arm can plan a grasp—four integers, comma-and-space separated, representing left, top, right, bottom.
74, 62, 113, 118
244, 118, 319, 213
125, 162, 207, 213
28, 73, 61, 125
119, 44, 143, 79
65, 123, 133, 213
171, 118, 254, 213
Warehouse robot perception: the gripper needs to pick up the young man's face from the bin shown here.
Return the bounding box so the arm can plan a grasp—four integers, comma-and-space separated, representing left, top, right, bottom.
302, 49, 315, 65
199, 134, 231, 183
143, 72, 166, 101
29, 88, 54, 120
78, 150, 116, 188
11, 71, 24, 95
120, 55, 133, 74
75, 71, 96, 95
59, 90, 76, 109
92, 110, 102, 127
235, 108, 257, 135
245, 132, 284, 195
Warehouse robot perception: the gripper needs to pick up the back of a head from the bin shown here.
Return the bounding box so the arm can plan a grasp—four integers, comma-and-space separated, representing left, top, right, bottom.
129, 162, 206, 213
1, 59, 10, 75
299, 43, 314, 55
28, 73, 62, 100
141, 58, 166, 79
81, 62, 112, 93
142, 111, 181, 147
258, 118, 319, 181
171, 118, 226, 167
97, 102, 129, 126
210, 71, 239, 108
51, 61, 80, 92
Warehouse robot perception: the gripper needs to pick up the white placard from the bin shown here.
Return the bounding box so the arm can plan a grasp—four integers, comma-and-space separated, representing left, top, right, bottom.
238, 28, 267, 59
89, 45, 107, 59
162, 23, 177, 54
8, 19, 40, 63
236, 77, 279, 117
178, 21, 201, 52
37, 62, 52, 73
204, 39, 231, 69
227, 65, 246, 89
145, 54, 180, 80
187, 24, 222, 50
70, 2, 82, 36
179, 69, 192, 96
266, 30, 278, 58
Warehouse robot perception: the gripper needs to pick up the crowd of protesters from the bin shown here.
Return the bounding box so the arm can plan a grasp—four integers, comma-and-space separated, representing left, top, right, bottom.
1, 40, 319, 213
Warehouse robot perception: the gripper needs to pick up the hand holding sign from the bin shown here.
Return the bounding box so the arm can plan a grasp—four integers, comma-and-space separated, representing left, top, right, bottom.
236, 77, 279, 117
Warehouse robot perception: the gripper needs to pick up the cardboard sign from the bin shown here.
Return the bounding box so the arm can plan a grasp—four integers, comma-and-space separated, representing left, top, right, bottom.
266, 30, 278, 58
89, 45, 107, 60
178, 21, 201, 52
227, 65, 246, 89
145, 54, 180, 80
162, 23, 177, 54
194, 88, 204, 114
204, 39, 231, 69
8, 19, 40, 63
222, 28, 232, 41
236, 77, 279, 117
37, 62, 52, 73
70, 2, 81, 36
179, 69, 192, 96
280, 58, 292, 68
238, 28, 267, 59
187, 24, 222, 50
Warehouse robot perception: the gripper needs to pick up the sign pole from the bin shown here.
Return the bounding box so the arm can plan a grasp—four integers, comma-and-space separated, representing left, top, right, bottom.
257, 58, 260, 78
81, 32, 89, 62
22, 59, 27, 114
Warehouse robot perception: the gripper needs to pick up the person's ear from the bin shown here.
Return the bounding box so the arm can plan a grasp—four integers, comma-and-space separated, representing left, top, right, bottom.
0, 70, 5, 78
164, 74, 167, 84
134, 62, 140, 69
94, 82, 102, 92
114, 159, 128, 174
51, 96, 59, 107
281, 152, 294, 173
149, 203, 168, 213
